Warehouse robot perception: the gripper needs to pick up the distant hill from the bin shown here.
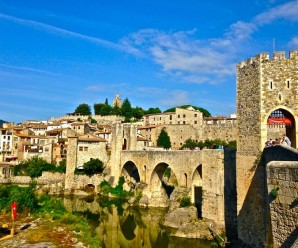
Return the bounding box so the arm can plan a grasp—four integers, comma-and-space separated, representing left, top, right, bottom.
163, 105, 211, 117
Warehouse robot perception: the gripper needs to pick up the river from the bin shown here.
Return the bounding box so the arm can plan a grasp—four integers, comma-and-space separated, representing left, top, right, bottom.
62, 195, 214, 248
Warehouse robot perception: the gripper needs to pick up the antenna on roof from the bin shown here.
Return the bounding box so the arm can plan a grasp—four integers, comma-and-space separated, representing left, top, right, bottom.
273, 38, 275, 53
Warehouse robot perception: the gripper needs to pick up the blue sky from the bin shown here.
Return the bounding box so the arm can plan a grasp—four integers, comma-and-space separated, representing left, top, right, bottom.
1, 0, 298, 123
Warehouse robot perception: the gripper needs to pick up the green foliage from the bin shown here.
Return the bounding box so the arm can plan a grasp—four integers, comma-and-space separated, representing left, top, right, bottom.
98, 176, 133, 198
270, 187, 279, 199
52, 159, 66, 173
111, 105, 122, 116
93, 103, 105, 115
179, 196, 191, 208
74, 103, 92, 116
121, 97, 133, 121
0, 183, 38, 214
14, 156, 57, 178
132, 106, 145, 120
37, 194, 66, 215
163, 105, 211, 117
100, 104, 112, 116
180, 138, 199, 150
157, 129, 171, 149
180, 138, 236, 150
144, 107, 161, 115
164, 167, 171, 179
75, 159, 105, 176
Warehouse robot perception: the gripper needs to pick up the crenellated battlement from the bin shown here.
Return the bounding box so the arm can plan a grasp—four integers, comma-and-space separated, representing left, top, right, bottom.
238, 50, 298, 68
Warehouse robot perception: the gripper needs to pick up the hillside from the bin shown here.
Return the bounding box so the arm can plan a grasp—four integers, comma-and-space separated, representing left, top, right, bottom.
163, 105, 211, 117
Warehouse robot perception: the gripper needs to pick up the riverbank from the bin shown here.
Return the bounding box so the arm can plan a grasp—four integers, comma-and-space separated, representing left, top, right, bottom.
0, 213, 86, 247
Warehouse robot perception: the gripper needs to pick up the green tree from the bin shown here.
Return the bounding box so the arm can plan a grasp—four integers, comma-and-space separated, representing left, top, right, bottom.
121, 97, 132, 121
94, 103, 105, 115
14, 156, 56, 178
157, 129, 171, 149
74, 103, 92, 116
132, 106, 145, 120
145, 107, 161, 115
83, 159, 105, 176
100, 104, 112, 116
112, 105, 122, 116
181, 138, 198, 150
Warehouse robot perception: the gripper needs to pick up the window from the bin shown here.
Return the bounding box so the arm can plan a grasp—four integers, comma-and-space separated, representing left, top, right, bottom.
183, 121, 186, 124
287, 80, 290, 88
194, 121, 197, 124
84, 147, 88, 152
170, 115, 172, 120
194, 114, 197, 117
183, 114, 186, 118
178, 115, 180, 118
269, 81, 273, 89
79, 147, 83, 151
278, 93, 282, 101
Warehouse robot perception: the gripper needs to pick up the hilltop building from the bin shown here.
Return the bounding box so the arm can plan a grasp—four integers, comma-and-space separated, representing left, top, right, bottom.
113, 94, 123, 108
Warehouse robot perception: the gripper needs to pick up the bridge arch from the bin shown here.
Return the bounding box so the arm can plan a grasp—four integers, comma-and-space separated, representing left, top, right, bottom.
121, 160, 140, 184
263, 106, 297, 148
150, 162, 178, 200
191, 164, 203, 218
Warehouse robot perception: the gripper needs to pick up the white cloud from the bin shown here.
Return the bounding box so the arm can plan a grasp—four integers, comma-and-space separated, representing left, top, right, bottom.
0, 12, 140, 55
123, 29, 237, 84
289, 36, 298, 47
254, 0, 298, 25
121, 1, 298, 85
159, 90, 191, 106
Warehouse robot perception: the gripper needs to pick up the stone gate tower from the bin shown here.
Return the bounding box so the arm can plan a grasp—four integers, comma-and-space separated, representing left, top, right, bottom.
236, 50, 298, 247
237, 51, 298, 247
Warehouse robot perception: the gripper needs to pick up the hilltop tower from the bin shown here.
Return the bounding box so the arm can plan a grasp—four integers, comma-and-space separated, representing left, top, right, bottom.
236, 50, 298, 246
113, 94, 122, 108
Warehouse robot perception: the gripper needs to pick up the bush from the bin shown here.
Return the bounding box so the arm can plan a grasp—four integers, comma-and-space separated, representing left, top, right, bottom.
179, 196, 191, 208
14, 156, 56, 178
180, 138, 236, 150
98, 177, 133, 198
53, 159, 66, 173
270, 187, 279, 199
164, 167, 171, 179
0, 182, 38, 214
75, 159, 105, 176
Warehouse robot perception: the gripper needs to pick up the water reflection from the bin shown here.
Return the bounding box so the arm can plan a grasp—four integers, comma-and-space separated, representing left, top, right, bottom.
63, 196, 213, 248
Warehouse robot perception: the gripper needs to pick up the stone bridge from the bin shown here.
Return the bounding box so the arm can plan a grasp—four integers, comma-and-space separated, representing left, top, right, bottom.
114, 149, 237, 232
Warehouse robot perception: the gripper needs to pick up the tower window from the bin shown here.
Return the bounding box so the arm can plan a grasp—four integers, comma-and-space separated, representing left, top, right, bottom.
269, 81, 273, 89
287, 80, 290, 88
278, 93, 282, 101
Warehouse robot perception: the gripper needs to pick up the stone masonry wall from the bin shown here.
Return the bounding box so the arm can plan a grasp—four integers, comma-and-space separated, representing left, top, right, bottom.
266, 161, 298, 248
236, 53, 264, 246
76, 141, 108, 167
201, 125, 237, 142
